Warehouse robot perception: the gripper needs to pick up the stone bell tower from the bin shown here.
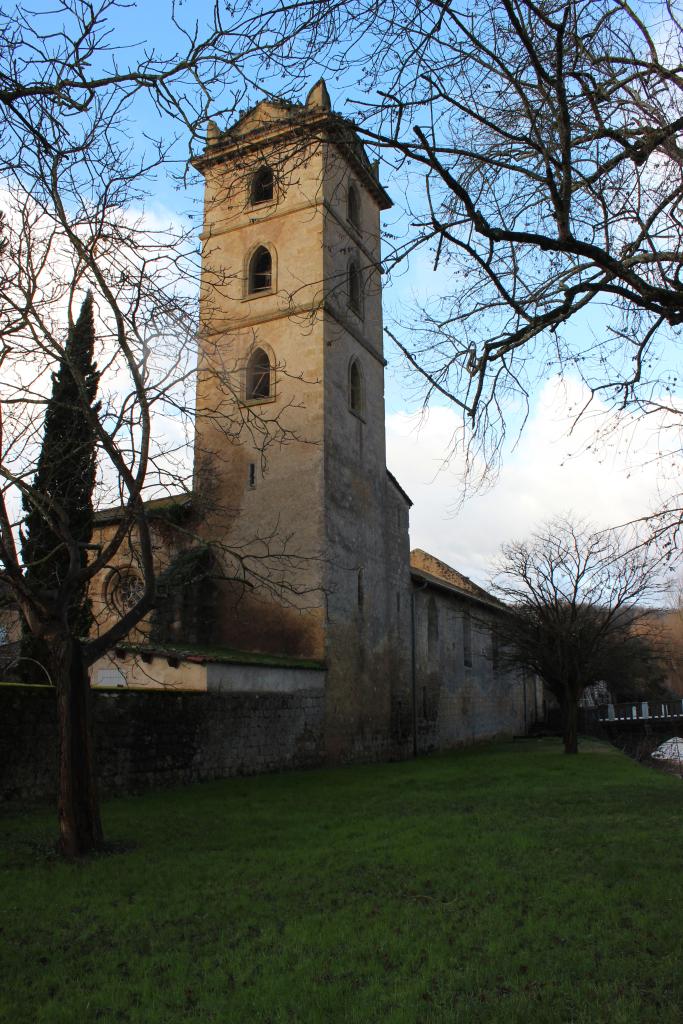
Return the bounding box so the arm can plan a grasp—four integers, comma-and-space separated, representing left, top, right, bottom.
192, 81, 412, 757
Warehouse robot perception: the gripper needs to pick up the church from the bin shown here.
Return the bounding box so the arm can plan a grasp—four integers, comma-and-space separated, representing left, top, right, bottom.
89, 81, 542, 764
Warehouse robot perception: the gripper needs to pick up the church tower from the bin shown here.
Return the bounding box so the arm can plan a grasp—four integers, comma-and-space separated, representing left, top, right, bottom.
192, 82, 412, 758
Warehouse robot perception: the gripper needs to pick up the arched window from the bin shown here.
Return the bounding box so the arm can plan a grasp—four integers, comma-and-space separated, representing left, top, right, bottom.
347, 183, 360, 230
248, 246, 272, 293
348, 260, 362, 314
251, 165, 274, 204
349, 357, 363, 416
246, 347, 271, 401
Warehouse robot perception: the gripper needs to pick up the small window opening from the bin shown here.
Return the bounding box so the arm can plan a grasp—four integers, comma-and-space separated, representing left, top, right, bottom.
251, 165, 274, 204
348, 260, 362, 314
349, 358, 363, 416
427, 594, 439, 651
245, 347, 271, 401
491, 626, 500, 672
248, 246, 272, 293
248, 462, 256, 488
347, 183, 360, 230
463, 609, 473, 668
357, 567, 364, 608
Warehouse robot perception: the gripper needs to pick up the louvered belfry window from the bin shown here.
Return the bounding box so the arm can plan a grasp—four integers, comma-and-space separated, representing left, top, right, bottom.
249, 246, 272, 293
246, 347, 271, 400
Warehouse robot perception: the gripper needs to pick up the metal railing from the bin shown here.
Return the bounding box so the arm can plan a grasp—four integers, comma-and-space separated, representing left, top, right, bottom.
585, 699, 683, 724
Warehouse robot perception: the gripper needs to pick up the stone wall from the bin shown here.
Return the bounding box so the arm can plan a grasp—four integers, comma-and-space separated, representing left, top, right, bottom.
0, 684, 325, 803
412, 584, 540, 751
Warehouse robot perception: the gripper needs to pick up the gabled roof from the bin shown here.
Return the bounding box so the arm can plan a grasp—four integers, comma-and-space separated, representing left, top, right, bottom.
410, 548, 505, 611
220, 97, 300, 139
193, 79, 392, 211
386, 469, 413, 507
94, 491, 193, 526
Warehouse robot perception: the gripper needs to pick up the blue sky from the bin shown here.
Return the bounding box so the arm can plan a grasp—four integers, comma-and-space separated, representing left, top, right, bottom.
16, 0, 681, 588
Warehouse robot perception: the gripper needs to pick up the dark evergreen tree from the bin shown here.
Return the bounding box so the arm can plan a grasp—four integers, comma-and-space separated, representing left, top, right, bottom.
20, 292, 99, 680
18, 291, 104, 855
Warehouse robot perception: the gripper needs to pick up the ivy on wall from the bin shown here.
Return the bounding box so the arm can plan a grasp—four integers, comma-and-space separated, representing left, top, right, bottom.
150, 545, 218, 647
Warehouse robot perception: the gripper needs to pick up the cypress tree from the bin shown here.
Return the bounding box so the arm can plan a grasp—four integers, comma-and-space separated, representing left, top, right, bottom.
20, 292, 99, 678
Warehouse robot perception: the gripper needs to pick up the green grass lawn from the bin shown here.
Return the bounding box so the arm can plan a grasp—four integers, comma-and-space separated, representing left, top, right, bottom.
2, 739, 682, 1024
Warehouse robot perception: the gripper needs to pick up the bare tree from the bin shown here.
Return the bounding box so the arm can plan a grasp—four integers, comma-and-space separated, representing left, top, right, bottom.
493, 517, 665, 753
242, 0, 683, 487
0, 0, 314, 857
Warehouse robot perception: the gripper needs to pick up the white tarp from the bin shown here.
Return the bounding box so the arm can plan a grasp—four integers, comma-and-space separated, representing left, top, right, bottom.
651, 737, 683, 762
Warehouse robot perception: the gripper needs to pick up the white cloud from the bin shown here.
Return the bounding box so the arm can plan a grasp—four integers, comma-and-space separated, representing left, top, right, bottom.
386, 375, 682, 588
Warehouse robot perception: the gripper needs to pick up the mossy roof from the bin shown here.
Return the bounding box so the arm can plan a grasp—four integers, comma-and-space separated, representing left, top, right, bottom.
114, 641, 325, 671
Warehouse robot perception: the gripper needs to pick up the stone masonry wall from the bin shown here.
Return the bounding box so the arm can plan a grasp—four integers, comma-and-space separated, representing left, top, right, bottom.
0, 685, 325, 803
413, 585, 532, 752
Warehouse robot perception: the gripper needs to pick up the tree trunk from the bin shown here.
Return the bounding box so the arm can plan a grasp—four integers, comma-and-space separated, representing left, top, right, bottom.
54, 638, 103, 857
563, 695, 579, 755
